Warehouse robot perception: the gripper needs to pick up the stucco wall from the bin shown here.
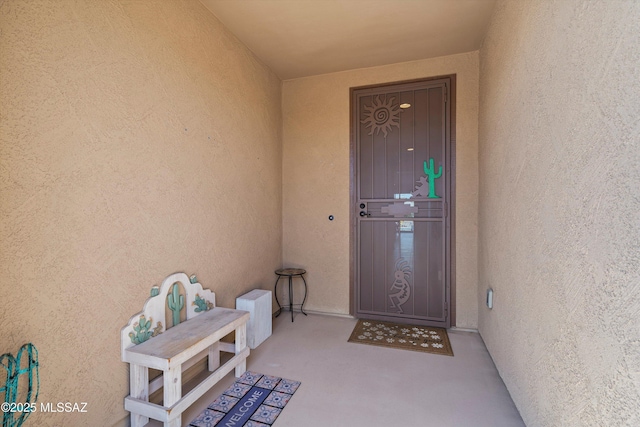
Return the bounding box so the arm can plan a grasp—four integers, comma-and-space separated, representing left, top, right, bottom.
282, 52, 479, 328
478, 1, 640, 426
0, 1, 281, 426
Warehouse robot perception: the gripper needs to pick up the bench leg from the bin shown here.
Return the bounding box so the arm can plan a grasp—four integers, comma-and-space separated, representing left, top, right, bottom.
235, 323, 247, 377
164, 366, 182, 427
209, 342, 220, 371
129, 364, 149, 427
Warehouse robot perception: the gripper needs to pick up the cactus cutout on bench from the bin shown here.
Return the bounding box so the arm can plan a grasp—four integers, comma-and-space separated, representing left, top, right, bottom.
168, 282, 185, 326
193, 294, 214, 312
128, 316, 163, 344
1, 343, 39, 427
423, 158, 443, 199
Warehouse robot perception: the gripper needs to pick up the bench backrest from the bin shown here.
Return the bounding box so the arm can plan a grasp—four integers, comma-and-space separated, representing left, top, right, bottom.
120, 272, 216, 360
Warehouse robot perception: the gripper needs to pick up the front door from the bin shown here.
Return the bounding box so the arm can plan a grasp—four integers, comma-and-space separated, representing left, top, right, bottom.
352, 77, 453, 328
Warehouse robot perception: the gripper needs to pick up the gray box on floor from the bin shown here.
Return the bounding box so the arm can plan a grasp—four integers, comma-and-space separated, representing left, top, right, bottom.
236, 289, 272, 349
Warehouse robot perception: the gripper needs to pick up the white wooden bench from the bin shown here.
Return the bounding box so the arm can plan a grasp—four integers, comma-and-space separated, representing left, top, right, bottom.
121, 272, 250, 427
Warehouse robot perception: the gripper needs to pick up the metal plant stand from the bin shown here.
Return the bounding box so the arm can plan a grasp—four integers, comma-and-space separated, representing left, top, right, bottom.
273, 268, 308, 322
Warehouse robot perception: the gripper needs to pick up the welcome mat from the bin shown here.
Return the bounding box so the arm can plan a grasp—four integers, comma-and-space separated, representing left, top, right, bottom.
348, 319, 453, 356
189, 371, 300, 427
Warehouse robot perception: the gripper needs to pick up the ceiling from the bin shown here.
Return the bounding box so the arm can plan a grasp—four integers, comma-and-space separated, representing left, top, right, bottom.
200, 0, 496, 80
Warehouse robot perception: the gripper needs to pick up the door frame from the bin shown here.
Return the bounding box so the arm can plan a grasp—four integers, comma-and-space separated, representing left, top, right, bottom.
349, 75, 457, 326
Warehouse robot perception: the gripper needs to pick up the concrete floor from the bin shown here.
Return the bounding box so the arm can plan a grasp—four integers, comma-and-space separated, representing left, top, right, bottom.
150, 312, 525, 427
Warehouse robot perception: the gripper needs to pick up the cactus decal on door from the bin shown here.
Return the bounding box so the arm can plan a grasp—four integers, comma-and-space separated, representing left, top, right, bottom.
412, 158, 443, 199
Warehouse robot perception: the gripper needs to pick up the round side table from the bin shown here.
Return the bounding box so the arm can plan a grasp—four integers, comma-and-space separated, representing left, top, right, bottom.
273, 268, 308, 322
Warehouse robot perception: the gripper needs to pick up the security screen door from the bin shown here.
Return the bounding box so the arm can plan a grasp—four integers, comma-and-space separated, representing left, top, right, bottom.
353, 77, 452, 328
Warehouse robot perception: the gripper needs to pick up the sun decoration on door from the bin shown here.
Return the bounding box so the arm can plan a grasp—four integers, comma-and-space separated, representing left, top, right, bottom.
361, 95, 401, 137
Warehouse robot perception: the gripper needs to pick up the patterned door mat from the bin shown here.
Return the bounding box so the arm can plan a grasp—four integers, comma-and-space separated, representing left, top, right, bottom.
189, 371, 300, 427
348, 319, 454, 356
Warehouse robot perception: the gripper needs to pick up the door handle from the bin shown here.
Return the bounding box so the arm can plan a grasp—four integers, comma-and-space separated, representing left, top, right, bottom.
359, 211, 370, 217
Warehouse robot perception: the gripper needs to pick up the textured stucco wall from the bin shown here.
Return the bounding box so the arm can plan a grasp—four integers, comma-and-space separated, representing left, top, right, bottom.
478, 1, 640, 426
282, 52, 479, 328
0, 1, 281, 426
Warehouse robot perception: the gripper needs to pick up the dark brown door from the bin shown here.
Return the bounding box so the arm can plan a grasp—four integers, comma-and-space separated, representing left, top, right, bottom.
352, 77, 452, 328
